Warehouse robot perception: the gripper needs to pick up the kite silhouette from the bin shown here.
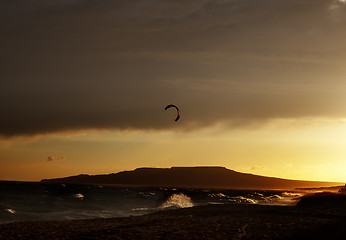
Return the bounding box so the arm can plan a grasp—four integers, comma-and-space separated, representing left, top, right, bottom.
165, 104, 180, 122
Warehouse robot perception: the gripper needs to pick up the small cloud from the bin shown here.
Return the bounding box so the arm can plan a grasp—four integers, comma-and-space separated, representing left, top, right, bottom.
251, 166, 264, 171
47, 156, 66, 162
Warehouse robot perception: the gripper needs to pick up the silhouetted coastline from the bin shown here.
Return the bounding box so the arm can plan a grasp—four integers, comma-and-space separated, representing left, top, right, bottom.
41, 167, 342, 190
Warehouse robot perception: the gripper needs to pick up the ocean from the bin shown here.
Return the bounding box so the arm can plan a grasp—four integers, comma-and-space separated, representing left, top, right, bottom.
0, 181, 303, 224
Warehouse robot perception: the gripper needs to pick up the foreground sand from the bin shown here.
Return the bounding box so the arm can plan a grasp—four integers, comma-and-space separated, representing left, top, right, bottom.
1, 203, 346, 240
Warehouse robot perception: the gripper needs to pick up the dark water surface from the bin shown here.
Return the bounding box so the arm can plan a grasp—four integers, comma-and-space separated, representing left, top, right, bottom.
0, 181, 302, 224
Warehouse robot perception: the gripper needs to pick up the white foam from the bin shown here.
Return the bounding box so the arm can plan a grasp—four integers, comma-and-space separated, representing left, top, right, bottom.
5, 208, 16, 214
268, 195, 282, 199
73, 193, 84, 199
209, 193, 228, 198
281, 192, 302, 198
139, 192, 156, 198
253, 192, 264, 197
259, 192, 303, 206
160, 193, 194, 209
231, 196, 258, 204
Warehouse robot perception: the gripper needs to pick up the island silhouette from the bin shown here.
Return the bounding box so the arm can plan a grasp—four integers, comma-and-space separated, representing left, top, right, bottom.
41, 166, 342, 190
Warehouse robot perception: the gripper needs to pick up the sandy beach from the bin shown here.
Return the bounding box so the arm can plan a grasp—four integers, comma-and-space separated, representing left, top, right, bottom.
1, 203, 346, 240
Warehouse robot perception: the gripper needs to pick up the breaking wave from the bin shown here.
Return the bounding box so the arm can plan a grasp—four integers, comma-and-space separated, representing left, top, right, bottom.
160, 193, 194, 209
5, 208, 16, 214
73, 193, 84, 199
206, 191, 303, 206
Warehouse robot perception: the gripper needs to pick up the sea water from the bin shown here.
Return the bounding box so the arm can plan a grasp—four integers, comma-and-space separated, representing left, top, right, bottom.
0, 181, 303, 224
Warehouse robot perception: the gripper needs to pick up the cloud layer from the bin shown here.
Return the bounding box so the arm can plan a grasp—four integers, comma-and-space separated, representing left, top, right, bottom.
1, 0, 346, 136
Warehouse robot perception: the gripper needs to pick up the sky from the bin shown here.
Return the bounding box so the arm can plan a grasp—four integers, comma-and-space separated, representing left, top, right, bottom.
1, 0, 346, 182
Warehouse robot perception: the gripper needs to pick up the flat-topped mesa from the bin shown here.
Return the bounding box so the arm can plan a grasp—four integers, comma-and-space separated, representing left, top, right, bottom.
171, 166, 227, 169
170, 166, 230, 172
132, 166, 228, 171
41, 166, 342, 190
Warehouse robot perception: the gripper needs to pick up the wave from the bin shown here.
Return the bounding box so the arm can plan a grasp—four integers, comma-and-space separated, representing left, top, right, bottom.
0, 182, 306, 224
205, 191, 302, 206
73, 193, 84, 199
5, 208, 16, 214
160, 193, 194, 209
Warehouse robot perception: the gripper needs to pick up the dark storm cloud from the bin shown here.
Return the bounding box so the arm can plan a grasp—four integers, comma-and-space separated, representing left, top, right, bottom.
1, 0, 346, 136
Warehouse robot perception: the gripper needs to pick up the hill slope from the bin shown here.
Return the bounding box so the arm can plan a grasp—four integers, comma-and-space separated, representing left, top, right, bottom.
41, 167, 342, 190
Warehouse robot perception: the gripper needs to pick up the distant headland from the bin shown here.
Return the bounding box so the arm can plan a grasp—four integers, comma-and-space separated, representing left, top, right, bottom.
41, 166, 343, 190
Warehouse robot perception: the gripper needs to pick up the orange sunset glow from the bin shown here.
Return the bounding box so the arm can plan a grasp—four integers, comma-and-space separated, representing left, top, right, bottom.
1, 0, 346, 184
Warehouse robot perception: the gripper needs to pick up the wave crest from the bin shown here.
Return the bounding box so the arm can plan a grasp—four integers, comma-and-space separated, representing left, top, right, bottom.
160, 193, 194, 209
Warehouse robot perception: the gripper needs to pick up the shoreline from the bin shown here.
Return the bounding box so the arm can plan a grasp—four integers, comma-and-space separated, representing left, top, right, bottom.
1, 203, 346, 240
